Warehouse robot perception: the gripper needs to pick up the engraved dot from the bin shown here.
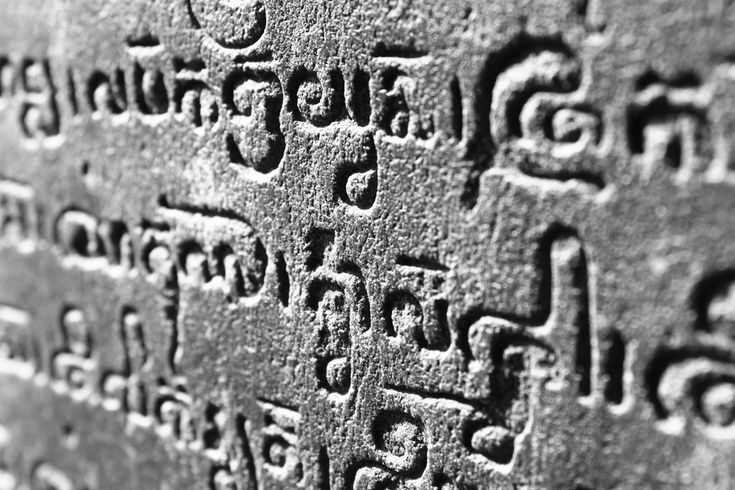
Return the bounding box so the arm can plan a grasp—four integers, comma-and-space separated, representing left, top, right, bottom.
701, 382, 735, 427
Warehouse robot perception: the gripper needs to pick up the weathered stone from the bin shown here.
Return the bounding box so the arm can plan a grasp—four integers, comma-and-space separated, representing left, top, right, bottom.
0, 1, 734, 488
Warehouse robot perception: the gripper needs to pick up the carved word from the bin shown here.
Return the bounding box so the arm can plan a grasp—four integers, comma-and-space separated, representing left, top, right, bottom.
334, 130, 378, 210
223, 69, 285, 174
51, 306, 96, 393
305, 228, 369, 397
372, 54, 435, 140
173, 58, 219, 130
463, 236, 625, 462
101, 308, 150, 416
0, 184, 298, 489
350, 410, 427, 489
0, 57, 60, 143
627, 69, 735, 186
52, 206, 267, 302
647, 270, 735, 438
489, 49, 599, 162
383, 259, 450, 351
37, 300, 261, 490
260, 401, 304, 487
0, 181, 42, 244
462, 37, 603, 207
380, 234, 627, 470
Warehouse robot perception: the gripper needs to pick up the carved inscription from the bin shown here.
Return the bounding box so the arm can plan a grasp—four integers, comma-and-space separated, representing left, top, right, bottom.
0, 178, 292, 487
375, 233, 628, 472
350, 410, 428, 489
86, 69, 127, 116
384, 259, 450, 351
188, 0, 267, 50
224, 69, 285, 173
173, 58, 219, 130
101, 308, 150, 416
647, 270, 735, 437
0, 180, 41, 243
2, 2, 730, 488
373, 53, 436, 140
306, 228, 369, 397
628, 73, 713, 183
259, 401, 304, 487
18, 60, 61, 141
462, 37, 603, 207
51, 306, 96, 394
290, 68, 348, 127
627, 65, 735, 187
0, 57, 61, 144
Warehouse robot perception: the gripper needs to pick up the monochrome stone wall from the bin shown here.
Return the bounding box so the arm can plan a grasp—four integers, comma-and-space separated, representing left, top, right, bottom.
0, 1, 733, 489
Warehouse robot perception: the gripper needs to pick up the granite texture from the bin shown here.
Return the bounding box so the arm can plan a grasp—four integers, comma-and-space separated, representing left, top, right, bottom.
0, 1, 733, 489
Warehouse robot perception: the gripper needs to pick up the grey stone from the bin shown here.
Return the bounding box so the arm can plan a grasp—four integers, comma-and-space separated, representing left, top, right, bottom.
0, 0, 734, 488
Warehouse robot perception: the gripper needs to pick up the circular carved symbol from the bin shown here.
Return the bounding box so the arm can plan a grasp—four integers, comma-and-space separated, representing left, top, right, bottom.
372, 411, 427, 476
701, 380, 735, 427
189, 0, 267, 50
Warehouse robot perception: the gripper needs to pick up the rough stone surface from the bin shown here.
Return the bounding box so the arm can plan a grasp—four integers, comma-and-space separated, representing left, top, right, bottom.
0, 1, 734, 489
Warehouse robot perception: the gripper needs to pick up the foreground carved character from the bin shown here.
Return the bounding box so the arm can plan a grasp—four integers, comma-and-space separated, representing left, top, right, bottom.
0, 0, 733, 489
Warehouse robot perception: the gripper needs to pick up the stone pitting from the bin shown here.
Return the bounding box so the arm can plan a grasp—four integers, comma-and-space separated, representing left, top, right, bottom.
0, 0, 734, 489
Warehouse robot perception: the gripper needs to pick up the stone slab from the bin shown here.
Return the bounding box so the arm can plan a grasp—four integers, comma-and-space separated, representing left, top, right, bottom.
0, 1, 734, 489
